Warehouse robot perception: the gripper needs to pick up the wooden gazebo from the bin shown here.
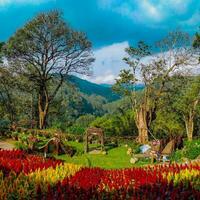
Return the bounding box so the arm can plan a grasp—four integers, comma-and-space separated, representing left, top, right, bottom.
84, 127, 104, 153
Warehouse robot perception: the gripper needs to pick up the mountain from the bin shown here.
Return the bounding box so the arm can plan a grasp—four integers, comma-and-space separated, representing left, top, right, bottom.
67, 75, 119, 102
100, 83, 112, 88
66, 75, 145, 102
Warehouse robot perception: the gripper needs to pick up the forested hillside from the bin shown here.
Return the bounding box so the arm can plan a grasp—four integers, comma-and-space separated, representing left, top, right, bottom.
67, 75, 120, 102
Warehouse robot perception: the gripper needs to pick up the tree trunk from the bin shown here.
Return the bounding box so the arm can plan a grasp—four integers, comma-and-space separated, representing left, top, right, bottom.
135, 106, 149, 144
185, 115, 194, 141
184, 99, 199, 141
38, 91, 49, 129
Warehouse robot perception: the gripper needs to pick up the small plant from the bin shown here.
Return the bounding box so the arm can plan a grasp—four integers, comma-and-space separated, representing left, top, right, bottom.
15, 141, 29, 151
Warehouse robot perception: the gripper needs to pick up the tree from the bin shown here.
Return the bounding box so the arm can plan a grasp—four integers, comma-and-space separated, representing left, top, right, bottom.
193, 30, 200, 65
5, 11, 94, 129
151, 76, 186, 139
193, 32, 200, 49
0, 67, 16, 121
114, 31, 195, 144
174, 77, 200, 140
0, 42, 4, 63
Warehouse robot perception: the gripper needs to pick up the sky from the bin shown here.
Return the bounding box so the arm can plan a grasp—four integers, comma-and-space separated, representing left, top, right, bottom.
0, 0, 200, 84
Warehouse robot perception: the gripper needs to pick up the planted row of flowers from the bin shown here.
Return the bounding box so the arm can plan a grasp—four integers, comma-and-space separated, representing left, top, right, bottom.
0, 163, 82, 199
164, 168, 200, 190
0, 150, 199, 199
0, 150, 62, 175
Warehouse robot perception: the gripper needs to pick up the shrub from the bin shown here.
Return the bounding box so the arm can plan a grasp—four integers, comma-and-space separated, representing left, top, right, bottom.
171, 139, 200, 161
184, 139, 200, 159
67, 125, 85, 135
90, 111, 137, 137
15, 141, 29, 151
0, 119, 11, 135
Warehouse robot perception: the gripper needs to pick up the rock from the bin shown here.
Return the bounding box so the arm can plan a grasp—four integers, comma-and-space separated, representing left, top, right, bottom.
130, 157, 138, 164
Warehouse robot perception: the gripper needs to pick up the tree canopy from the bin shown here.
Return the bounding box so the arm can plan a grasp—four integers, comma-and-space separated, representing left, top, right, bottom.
4, 11, 94, 129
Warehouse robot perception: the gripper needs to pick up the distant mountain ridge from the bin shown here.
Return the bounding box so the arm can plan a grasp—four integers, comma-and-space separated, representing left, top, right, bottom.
66, 75, 145, 102
67, 75, 119, 102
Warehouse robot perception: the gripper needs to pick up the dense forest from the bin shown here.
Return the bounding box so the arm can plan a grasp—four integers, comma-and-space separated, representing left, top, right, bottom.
0, 11, 200, 144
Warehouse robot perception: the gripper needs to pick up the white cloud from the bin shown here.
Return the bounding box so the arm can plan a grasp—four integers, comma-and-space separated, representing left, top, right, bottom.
0, 0, 52, 6
138, 0, 161, 21
83, 41, 200, 84
87, 71, 116, 84
98, 0, 194, 24
84, 41, 129, 84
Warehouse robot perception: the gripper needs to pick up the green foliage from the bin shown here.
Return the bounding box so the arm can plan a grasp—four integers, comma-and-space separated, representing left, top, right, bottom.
15, 141, 29, 151
48, 81, 112, 129
0, 119, 10, 134
0, 42, 5, 63
75, 114, 96, 128
193, 32, 200, 49
171, 139, 200, 161
152, 111, 184, 139
67, 125, 85, 135
103, 97, 132, 114
63, 141, 84, 156
66, 114, 95, 135
90, 110, 137, 136
5, 10, 94, 129
174, 77, 200, 117
113, 41, 150, 98
183, 139, 200, 159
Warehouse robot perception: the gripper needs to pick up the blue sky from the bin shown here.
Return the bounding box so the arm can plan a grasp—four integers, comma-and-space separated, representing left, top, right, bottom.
0, 0, 200, 83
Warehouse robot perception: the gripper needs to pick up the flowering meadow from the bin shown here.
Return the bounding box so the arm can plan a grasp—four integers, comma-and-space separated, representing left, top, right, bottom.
0, 150, 199, 199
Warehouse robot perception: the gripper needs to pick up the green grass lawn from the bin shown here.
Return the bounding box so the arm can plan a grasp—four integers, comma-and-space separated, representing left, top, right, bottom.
55, 141, 150, 169
2, 138, 151, 169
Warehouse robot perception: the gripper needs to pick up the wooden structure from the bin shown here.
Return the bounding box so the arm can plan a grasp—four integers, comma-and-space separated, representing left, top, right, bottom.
161, 139, 175, 156
84, 127, 104, 153
39, 136, 74, 157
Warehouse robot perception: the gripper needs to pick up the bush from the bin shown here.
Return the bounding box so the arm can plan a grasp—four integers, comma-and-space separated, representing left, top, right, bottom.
63, 141, 84, 156
183, 139, 200, 159
0, 119, 11, 134
15, 141, 29, 151
63, 144, 76, 157
11, 131, 20, 140
90, 111, 137, 137
67, 125, 85, 135
171, 139, 200, 161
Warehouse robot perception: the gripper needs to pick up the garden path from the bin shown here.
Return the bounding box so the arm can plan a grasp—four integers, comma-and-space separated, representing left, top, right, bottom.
0, 140, 15, 150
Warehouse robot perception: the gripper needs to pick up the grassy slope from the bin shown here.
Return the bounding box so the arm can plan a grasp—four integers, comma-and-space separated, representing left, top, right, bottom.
56, 141, 150, 169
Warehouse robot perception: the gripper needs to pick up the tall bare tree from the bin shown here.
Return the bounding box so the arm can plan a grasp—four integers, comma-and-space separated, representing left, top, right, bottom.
5, 11, 94, 129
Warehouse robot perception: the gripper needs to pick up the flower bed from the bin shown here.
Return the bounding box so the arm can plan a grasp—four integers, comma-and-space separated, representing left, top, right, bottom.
0, 150, 62, 175
0, 150, 199, 199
